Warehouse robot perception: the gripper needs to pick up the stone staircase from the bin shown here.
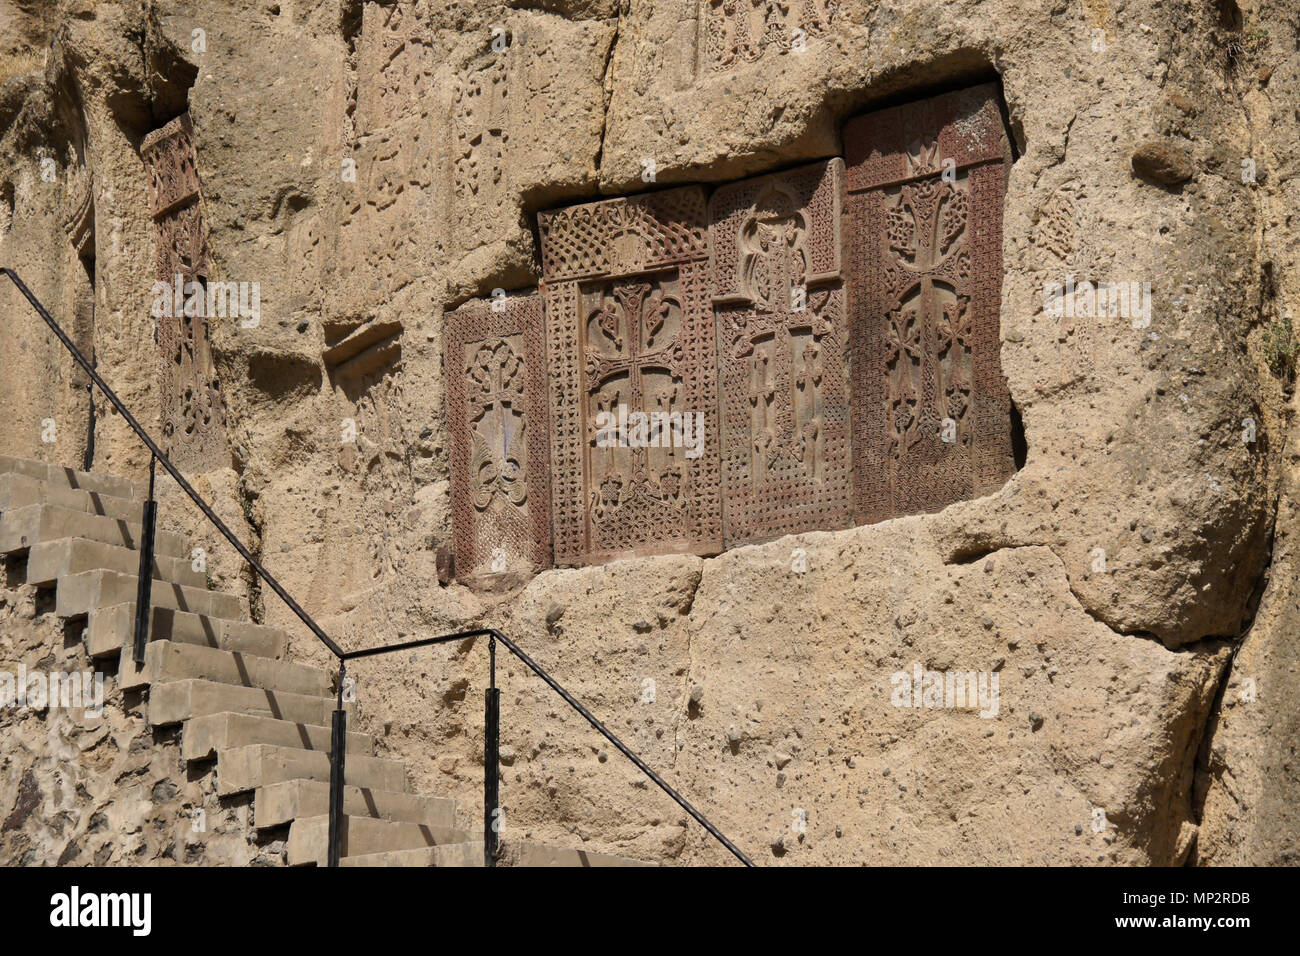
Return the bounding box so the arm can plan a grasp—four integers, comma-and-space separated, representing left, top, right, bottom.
0, 454, 651, 867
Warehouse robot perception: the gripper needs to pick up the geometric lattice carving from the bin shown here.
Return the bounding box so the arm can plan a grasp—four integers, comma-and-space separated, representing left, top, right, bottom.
844, 84, 1015, 523
445, 293, 552, 583
698, 0, 839, 73
435, 86, 1017, 576
539, 187, 722, 565
141, 113, 228, 471
709, 159, 851, 546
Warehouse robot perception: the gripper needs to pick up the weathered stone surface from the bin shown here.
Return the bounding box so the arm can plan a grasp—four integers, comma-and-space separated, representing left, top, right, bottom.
0, 579, 277, 866
1, 0, 1296, 869
698, 0, 840, 76
1130, 140, 1195, 186
141, 113, 229, 472
1195, 0, 1300, 864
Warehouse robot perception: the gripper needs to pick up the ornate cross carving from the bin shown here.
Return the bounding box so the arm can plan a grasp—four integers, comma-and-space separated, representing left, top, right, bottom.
466, 339, 527, 511
845, 83, 1015, 523
539, 187, 720, 565
444, 85, 1014, 576
585, 278, 687, 515
141, 112, 228, 472
445, 294, 552, 584
709, 160, 851, 546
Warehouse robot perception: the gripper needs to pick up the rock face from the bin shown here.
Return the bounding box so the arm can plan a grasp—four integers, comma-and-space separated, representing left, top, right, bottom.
1, 0, 1298, 865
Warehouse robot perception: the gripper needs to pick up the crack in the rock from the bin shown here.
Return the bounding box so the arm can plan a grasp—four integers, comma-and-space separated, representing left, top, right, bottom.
592, 10, 620, 187
943, 535, 1258, 653
1031, 109, 1076, 190
669, 562, 702, 775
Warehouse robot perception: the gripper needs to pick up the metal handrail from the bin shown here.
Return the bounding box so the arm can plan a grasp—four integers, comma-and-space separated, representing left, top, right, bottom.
342, 629, 754, 865
0, 268, 345, 658
0, 266, 754, 867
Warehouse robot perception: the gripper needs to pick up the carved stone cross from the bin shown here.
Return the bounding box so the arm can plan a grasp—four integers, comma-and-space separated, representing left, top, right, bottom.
445, 293, 552, 584
466, 338, 527, 511
141, 112, 228, 472
446, 86, 1016, 580
539, 186, 721, 565
709, 159, 851, 546
844, 83, 1015, 523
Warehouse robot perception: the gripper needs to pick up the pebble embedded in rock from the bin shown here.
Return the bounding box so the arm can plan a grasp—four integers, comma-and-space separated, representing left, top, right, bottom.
1131, 140, 1194, 185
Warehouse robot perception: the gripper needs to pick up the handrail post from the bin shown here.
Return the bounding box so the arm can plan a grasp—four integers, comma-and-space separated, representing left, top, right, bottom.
484, 635, 499, 868
328, 660, 347, 867
131, 455, 157, 664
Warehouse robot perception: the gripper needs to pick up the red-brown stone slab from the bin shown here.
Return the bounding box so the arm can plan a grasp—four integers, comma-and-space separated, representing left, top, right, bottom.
444, 292, 552, 583
844, 84, 1016, 523
709, 158, 852, 546
141, 113, 228, 471
539, 187, 722, 565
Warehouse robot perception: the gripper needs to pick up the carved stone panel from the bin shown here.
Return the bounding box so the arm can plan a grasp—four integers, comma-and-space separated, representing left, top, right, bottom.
539, 187, 722, 565
709, 159, 851, 546
445, 293, 552, 583
699, 0, 839, 73
355, 2, 434, 136
141, 113, 228, 471
844, 84, 1015, 524
451, 51, 510, 249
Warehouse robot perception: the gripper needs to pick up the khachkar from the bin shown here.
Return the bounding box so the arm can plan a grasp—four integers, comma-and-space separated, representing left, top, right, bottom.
844, 84, 1015, 523
709, 159, 851, 546
444, 293, 552, 584
141, 113, 228, 471
698, 0, 840, 73
538, 187, 722, 565
450, 48, 510, 250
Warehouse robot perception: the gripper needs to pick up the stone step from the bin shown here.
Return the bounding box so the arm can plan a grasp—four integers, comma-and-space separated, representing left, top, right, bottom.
0, 454, 139, 500
339, 844, 485, 868
253, 779, 456, 830
498, 841, 657, 867
0, 473, 143, 523
149, 678, 342, 728
27, 537, 204, 590
0, 503, 187, 558
335, 841, 655, 867
183, 713, 375, 764
215, 744, 407, 797
57, 568, 244, 622
120, 640, 330, 696
84, 604, 285, 660
287, 815, 476, 866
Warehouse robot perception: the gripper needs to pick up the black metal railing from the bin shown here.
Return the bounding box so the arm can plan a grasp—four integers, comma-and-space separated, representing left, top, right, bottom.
1, 267, 754, 868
